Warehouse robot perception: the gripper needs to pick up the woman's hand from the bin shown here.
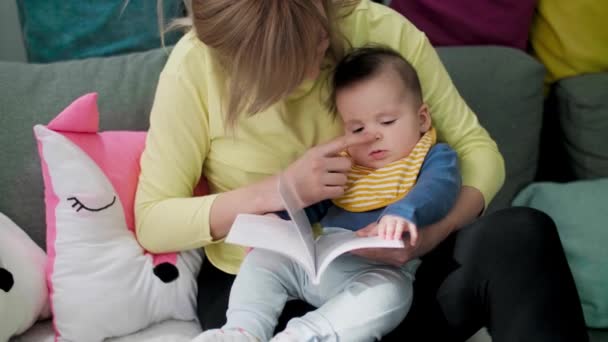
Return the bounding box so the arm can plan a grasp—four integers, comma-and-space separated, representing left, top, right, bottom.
282, 133, 375, 207
351, 186, 484, 266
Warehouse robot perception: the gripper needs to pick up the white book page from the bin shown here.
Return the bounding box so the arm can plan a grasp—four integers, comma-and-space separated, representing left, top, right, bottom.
278, 177, 316, 269
313, 227, 404, 284
226, 214, 315, 277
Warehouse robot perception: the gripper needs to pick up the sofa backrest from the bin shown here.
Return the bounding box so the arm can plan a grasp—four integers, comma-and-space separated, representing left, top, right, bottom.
438, 47, 545, 213
0, 46, 545, 249
0, 49, 170, 249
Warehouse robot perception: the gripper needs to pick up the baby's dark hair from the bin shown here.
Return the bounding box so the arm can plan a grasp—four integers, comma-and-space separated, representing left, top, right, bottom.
328, 46, 423, 114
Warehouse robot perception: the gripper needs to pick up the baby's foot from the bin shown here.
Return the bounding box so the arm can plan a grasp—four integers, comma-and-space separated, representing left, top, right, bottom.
269, 330, 299, 342
191, 328, 258, 342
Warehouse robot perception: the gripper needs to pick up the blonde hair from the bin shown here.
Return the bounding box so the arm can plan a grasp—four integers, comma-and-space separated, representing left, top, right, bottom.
159, 0, 358, 127
157, 0, 193, 46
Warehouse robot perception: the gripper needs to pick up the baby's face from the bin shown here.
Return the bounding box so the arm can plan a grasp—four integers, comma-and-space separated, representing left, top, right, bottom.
336, 68, 430, 169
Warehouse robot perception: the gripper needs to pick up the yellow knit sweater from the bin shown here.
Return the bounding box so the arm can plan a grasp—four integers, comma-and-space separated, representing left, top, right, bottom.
135, 0, 505, 274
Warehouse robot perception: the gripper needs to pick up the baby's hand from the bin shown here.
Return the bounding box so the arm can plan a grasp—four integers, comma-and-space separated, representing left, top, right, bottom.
377, 215, 418, 246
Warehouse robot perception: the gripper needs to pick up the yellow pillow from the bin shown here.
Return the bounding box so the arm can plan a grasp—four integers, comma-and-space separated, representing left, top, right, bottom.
530, 1, 608, 87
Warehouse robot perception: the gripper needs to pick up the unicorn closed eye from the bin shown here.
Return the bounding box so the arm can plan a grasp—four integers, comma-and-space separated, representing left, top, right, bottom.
34, 93, 203, 342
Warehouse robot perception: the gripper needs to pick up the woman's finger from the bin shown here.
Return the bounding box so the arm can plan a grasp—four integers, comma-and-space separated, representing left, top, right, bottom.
325, 156, 352, 173
323, 185, 345, 199
377, 222, 386, 239
321, 172, 348, 187
385, 220, 395, 240
318, 133, 376, 156
408, 223, 419, 246
394, 220, 405, 240
351, 247, 409, 267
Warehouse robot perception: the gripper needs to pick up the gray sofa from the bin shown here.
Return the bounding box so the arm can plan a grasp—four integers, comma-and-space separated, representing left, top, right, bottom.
1, 46, 606, 341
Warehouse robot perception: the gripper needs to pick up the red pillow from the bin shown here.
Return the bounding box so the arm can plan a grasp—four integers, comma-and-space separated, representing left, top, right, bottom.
390, 0, 538, 50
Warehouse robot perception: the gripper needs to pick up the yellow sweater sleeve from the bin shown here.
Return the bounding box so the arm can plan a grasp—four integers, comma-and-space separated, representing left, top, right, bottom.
135, 63, 218, 253
346, 2, 506, 206
403, 26, 505, 207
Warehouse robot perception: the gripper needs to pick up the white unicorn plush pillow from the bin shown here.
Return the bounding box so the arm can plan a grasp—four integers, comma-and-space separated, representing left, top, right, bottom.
0, 213, 49, 341
34, 93, 204, 342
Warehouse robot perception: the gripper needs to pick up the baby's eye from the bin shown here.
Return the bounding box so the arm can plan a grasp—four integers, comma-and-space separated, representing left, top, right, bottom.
352, 127, 364, 134
67, 196, 116, 212
381, 120, 397, 126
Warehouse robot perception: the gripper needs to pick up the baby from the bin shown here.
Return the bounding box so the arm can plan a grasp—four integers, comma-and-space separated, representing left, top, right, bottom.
195, 46, 461, 342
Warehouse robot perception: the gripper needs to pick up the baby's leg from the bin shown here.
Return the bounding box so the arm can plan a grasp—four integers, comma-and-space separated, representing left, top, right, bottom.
222, 248, 311, 341
276, 254, 414, 342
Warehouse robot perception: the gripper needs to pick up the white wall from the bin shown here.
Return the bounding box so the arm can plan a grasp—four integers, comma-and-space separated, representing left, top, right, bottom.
0, 0, 27, 62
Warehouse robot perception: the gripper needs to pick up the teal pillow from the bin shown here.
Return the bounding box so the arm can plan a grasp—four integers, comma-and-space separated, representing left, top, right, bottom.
18, 1, 184, 63
513, 179, 608, 328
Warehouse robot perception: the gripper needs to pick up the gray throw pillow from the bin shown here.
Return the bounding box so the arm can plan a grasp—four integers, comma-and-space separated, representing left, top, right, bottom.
438, 46, 545, 212
556, 73, 608, 180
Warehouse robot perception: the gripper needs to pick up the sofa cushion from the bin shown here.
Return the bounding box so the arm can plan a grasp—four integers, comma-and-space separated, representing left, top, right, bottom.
513, 179, 608, 328
390, 0, 538, 50
0, 48, 170, 249
556, 73, 608, 180
17, 0, 184, 63
12, 319, 201, 342
437, 46, 545, 212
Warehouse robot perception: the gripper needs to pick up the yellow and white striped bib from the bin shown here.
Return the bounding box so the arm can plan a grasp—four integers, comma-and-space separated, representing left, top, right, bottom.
332, 128, 437, 212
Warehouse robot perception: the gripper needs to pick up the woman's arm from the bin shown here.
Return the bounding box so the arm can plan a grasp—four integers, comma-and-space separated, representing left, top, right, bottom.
135, 70, 208, 253
136, 67, 374, 252
402, 28, 505, 209
209, 132, 376, 239
208, 175, 283, 240
350, 5, 504, 263
354, 186, 484, 266
412, 186, 485, 257
349, 3, 505, 209
135, 69, 283, 253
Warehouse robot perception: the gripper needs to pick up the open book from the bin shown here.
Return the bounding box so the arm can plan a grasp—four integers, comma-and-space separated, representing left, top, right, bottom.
226, 178, 404, 284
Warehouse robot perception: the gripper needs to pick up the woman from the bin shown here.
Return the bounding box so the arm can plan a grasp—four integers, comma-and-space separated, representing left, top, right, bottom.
135, 1, 588, 340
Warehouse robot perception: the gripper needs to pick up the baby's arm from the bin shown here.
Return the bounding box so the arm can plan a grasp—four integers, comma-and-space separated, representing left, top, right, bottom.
378, 144, 461, 241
